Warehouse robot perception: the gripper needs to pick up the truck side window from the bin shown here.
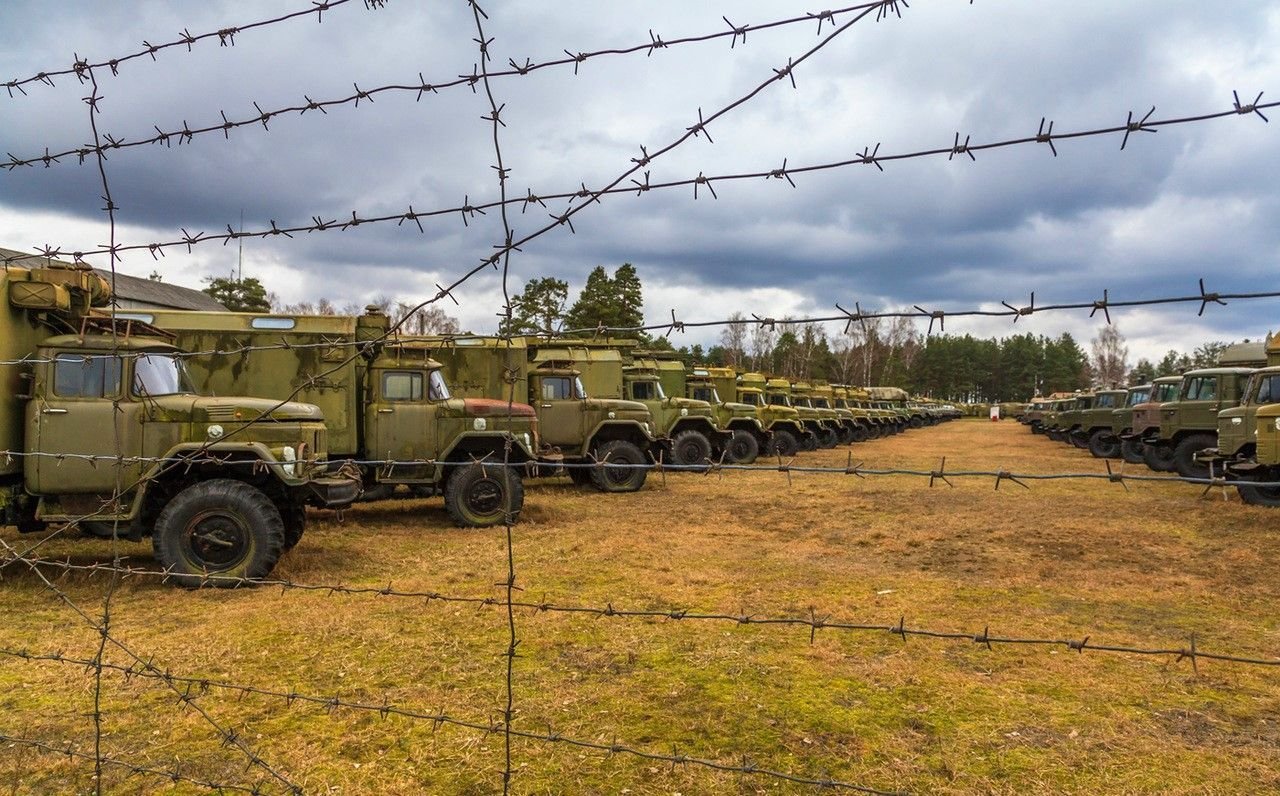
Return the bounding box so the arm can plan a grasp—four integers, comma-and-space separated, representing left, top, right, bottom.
53, 353, 121, 398
383, 371, 423, 402
630, 382, 656, 401
541, 377, 572, 400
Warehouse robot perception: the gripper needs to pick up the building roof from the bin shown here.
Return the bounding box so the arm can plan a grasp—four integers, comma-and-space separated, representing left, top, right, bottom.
1, 246, 226, 311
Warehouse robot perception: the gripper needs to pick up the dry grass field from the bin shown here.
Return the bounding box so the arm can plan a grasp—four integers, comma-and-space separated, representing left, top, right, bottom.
1, 418, 1278, 795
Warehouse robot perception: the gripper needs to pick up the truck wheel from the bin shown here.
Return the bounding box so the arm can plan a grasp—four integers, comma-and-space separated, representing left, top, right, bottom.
1237, 474, 1280, 507
1142, 442, 1177, 473
591, 440, 648, 493
837, 425, 857, 445
726, 430, 759, 464
281, 503, 306, 551
152, 479, 284, 588
1087, 430, 1120, 459
817, 427, 839, 448
1069, 432, 1089, 449
445, 462, 523, 527
851, 425, 869, 443
671, 429, 712, 469
1173, 434, 1215, 481
768, 429, 799, 458
1121, 439, 1145, 465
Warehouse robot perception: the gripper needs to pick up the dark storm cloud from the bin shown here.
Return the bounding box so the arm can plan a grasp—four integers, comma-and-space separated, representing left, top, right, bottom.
0, 0, 1276, 345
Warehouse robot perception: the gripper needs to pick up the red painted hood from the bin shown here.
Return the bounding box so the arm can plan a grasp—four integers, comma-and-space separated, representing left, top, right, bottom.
464, 398, 537, 418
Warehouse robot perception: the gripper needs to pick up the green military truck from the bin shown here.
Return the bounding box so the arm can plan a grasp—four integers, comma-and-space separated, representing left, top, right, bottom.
737, 372, 814, 456
1139, 367, 1256, 479
686, 366, 772, 463
622, 357, 729, 467
3, 262, 358, 586
1201, 336, 1280, 500
1122, 377, 1183, 468
1111, 383, 1152, 464
141, 309, 539, 526
1022, 398, 1051, 433
811, 382, 860, 444
1072, 390, 1126, 458
1234, 400, 1280, 506
791, 381, 842, 448
766, 377, 836, 450
831, 386, 875, 442
427, 337, 661, 492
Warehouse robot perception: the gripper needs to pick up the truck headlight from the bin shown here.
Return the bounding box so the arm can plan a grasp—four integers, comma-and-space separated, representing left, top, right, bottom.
1274, 418, 1280, 432
680, 408, 688, 417
473, 418, 487, 431
282, 445, 297, 477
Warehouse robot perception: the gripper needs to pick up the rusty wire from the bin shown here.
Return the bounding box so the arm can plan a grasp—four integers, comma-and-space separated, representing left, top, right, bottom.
2, 0, 376, 99
0, 734, 265, 794
3, 1, 916, 169
4, 95, 1272, 275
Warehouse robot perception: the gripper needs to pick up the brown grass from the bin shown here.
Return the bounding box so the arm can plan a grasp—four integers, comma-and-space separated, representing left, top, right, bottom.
2, 419, 1278, 794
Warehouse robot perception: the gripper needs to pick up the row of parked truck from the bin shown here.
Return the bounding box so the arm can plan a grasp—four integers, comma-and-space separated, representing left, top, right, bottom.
1020, 339, 1280, 506
1, 262, 957, 586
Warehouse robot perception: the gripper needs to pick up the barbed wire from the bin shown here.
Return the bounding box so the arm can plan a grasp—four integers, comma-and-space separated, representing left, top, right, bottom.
2, 574, 1274, 670
2, 1, 919, 171
2, 93, 1270, 275
0, 734, 264, 794
0, 279, 1275, 369
2, 0, 378, 99
0, 537, 304, 794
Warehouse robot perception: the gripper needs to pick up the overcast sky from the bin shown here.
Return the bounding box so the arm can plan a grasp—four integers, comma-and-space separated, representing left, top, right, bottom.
1, 1, 1277, 363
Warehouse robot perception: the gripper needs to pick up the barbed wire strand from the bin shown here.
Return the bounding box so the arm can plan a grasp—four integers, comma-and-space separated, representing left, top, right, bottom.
0, 537, 301, 794
2, 0, 377, 98
3, 1, 912, 169
3, 94, 1271, 272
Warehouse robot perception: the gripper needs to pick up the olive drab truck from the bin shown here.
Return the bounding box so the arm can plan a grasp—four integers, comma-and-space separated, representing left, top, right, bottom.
831, 386, 875, 442
685, 366, 772, 463
425, 337, 661, 492
1111, 384, 1151, 464
1074, 390, 1126, 458
2, 262, 359, 587
811, 382, 859, 444
736, 372, 813, 456
138, 308, 538, 527
1122, 376, 1183, 468
1058, 393, 1095, 449
622, 356, 729, 467
1202, 335, 1280, 503
1141, 367, 1256, 479
764, 377, 832, 451
866, 387, 914, 431
790, 381, 841, 448
845, 387, 891, 438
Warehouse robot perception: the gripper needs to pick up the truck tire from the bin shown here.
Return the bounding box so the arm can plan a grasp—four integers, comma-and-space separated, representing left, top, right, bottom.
591, 439, 648, 493
726, 430, 759, 464
153, 479, 285, 588
816, 427, 839, 449
671, 429, 712, 469
1121, 439, 1145, 465
281, 503, 306, 550
1173, 434, 1215, 481
1237, 474, 1280, 507
445, 462, 523, 527
836, 425, 856, 445
1069, 431, 1089, 449
768, 429, 799, 457
1143, 442, 1177, 473
851, 424, 869, 443
1087, 430, 1120, 459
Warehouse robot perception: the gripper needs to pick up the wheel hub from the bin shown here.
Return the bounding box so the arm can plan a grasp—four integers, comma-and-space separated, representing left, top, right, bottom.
184, 510, 250, 569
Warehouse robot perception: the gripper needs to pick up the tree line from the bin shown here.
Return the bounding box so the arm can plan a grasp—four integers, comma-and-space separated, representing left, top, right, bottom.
200, 269, 1248, 399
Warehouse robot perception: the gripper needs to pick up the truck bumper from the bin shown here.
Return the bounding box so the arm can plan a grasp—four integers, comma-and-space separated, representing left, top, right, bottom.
304, 474, 363, 508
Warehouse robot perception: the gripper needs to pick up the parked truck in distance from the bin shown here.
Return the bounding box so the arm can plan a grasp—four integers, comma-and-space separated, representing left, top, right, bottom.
4, 263, 359, 587
686, 367, 772, 463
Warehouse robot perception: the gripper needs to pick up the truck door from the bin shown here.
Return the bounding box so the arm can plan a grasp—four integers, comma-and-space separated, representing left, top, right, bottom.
30, 352, 143, 498
532, 375, 584, 450
368, 367, 439, 482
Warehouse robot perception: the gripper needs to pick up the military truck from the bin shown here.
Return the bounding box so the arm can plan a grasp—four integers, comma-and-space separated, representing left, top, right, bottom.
1139, 367, 1255, 479
1122, 377, 1182, 468
1041, 397, 1076, 442
426, 337, 661, 492
686, 367, 772, 463
766, 378, 836, 450
737, 372, 814, 455
1201, 365, 1280, 480
791, 381, 842, 448
1111, 384, 1152, 464
831, 386, 875, 442
1233, 400, 1280, 506
847, 388, 893, 437
622, 357, 728, 467
2, 262, 359, 586
1071, 390, 1126, 457
810, 382, 860, 444
140, 309, 539, 525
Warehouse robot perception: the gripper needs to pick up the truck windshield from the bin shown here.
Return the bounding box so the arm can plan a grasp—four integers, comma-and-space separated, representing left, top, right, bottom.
629, 380, 665, 400
1247, 374, 1280, 405
691, 386, 719, 403
1126, 390, 1150, 406
133, 353, 195, 397
428, 369, 451, 401
738, 391, 762, 406
813, 399, 831, 409
1153, 383, 1179, 402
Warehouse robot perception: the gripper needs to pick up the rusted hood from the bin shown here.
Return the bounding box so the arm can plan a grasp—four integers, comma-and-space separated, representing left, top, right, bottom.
464, 397, 537, 418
